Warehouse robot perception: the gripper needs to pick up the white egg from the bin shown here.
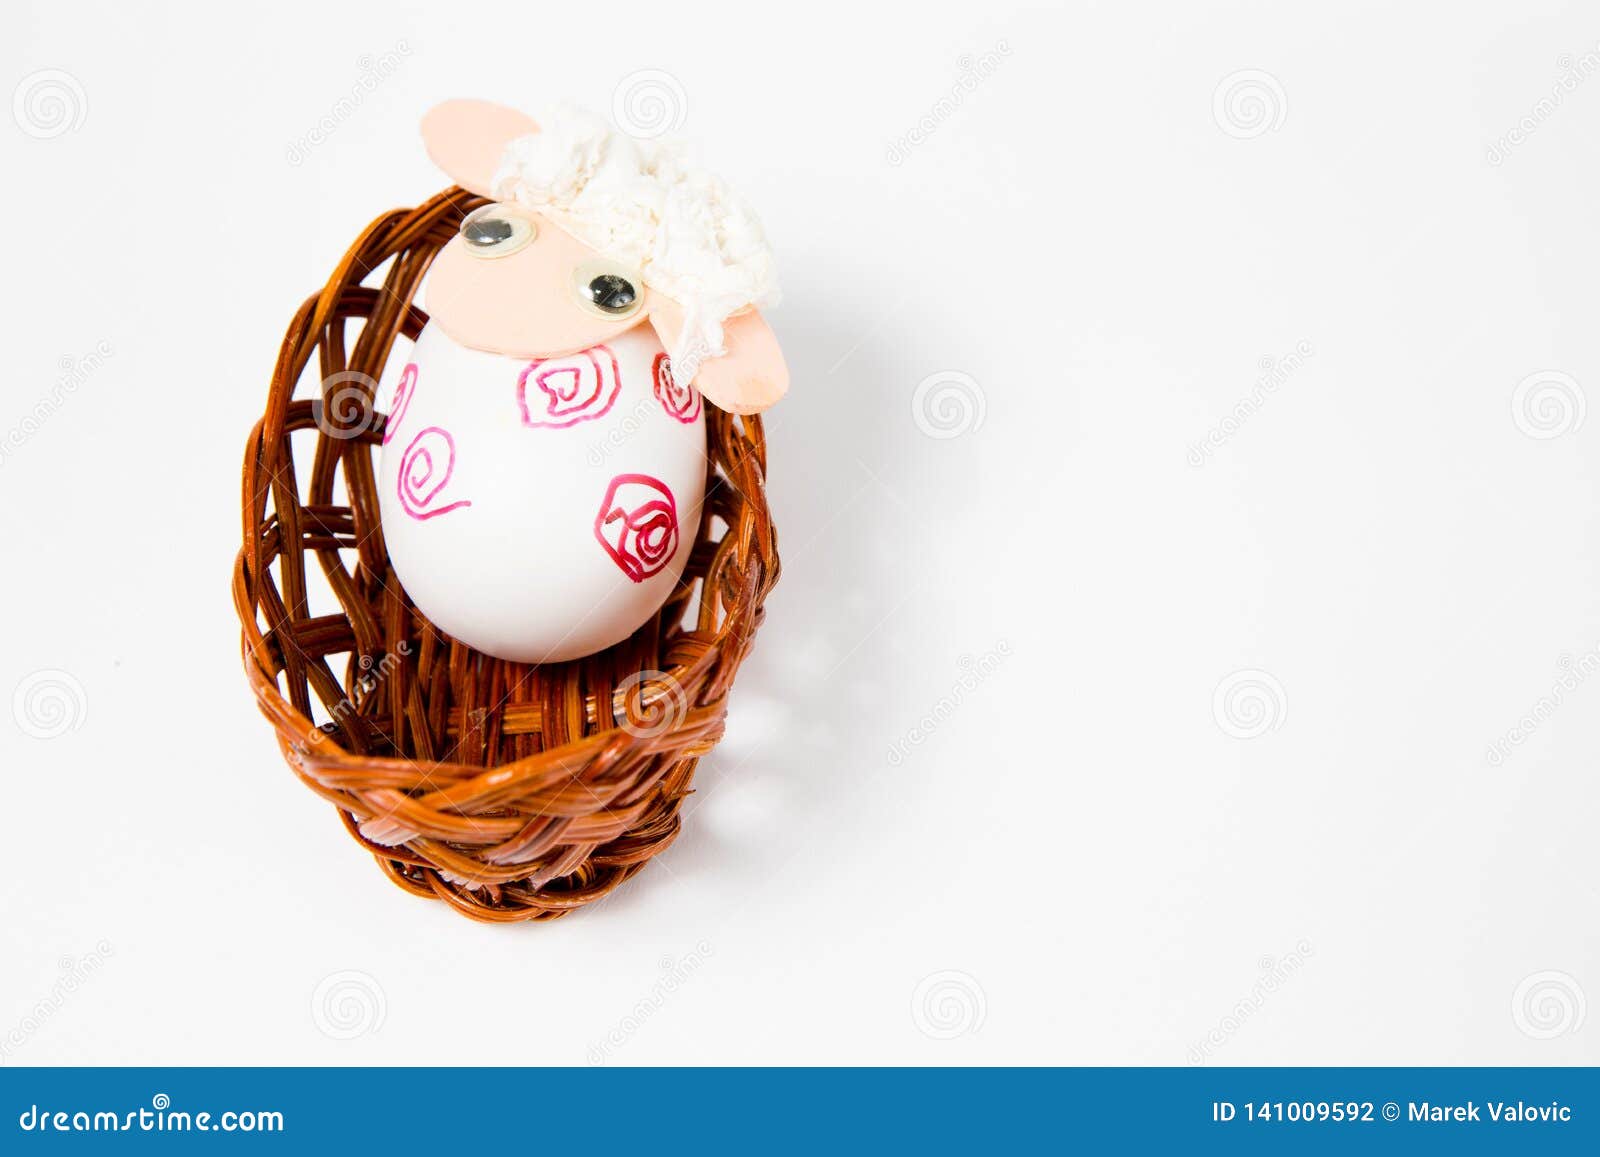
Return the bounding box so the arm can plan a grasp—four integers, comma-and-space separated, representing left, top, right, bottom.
377, 321, 706, 663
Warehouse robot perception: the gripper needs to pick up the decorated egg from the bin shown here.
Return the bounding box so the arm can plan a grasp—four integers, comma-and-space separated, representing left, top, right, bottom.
377, 323, 705, 663
376, 99, 789, 663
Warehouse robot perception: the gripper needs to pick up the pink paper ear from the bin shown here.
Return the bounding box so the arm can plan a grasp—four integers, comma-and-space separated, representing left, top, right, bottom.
649, 302, 789, 415
420, 99, 539, 196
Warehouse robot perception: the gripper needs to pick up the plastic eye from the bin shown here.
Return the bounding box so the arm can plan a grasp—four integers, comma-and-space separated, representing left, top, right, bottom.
459, 205, 535, 258
572, 259, 643, 319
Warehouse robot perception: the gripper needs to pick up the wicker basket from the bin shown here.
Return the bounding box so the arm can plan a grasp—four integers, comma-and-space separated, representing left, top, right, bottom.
232, 189, 779, 923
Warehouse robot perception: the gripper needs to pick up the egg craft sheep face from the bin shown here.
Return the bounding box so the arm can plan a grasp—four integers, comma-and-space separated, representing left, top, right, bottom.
377, 100, 788, 664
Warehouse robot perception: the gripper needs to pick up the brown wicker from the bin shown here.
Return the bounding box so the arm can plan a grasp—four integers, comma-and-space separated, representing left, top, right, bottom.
232, 188, 779, 923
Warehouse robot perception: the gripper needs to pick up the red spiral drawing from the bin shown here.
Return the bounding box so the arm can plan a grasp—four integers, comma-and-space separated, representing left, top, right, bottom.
651, 352, 701, 424
517, 346, 622, 429
382, 362, 419, 445
594, 473, 680, 583
397, 426, 471, 521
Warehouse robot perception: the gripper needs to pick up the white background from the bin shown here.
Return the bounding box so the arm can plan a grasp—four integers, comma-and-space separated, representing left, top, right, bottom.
2, 0, 1597, 1066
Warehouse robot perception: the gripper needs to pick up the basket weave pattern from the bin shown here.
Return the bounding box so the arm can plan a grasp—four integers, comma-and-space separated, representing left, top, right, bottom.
232, 190, 779, 923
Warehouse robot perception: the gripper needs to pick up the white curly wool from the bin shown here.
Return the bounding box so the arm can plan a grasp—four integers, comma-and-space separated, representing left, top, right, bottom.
490, 106, 779, 372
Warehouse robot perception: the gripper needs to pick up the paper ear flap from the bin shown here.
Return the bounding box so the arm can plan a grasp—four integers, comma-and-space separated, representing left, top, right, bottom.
649, 301, 789, 415
420, 99, 539, 196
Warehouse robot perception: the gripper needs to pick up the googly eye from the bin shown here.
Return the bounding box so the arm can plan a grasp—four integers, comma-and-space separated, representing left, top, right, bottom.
459, 205, 536, 258
572, 259, 643, 320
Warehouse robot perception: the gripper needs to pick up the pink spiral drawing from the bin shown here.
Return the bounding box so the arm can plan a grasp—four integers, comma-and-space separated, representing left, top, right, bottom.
382, 363, 419, 445
517, 346, 622, 429
594, 473, 680, 583
652, 352, 701, 424
397, 426, 471, 521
